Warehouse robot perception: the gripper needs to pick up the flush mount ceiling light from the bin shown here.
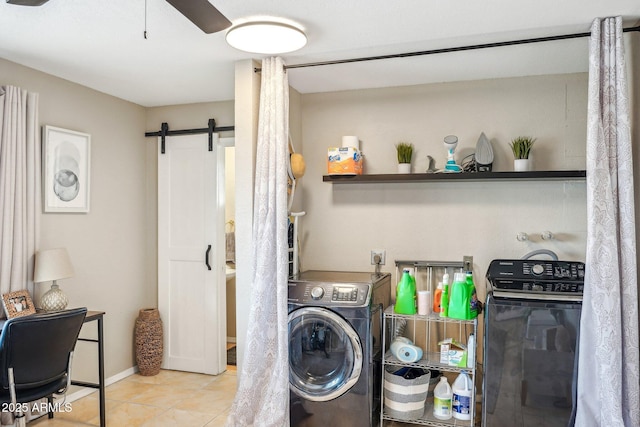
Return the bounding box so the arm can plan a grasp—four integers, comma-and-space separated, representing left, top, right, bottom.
226, 21, 307, 54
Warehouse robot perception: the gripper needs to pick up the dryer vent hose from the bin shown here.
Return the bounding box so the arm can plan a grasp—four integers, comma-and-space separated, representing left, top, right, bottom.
521, 249, 559, 260
393, 318, 407, 339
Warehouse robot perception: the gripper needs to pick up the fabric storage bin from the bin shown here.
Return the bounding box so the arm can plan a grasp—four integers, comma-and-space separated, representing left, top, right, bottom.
383, 367, 431, 420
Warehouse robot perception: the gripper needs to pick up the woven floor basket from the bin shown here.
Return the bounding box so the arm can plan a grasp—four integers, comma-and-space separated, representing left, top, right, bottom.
135, 308, 164, 376
384, 367, 431, 420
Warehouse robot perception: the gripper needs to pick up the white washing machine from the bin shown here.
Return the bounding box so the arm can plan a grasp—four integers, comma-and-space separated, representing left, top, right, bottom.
288, 271, 391, 427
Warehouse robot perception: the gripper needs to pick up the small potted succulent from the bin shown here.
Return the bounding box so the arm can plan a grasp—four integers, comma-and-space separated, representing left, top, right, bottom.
395, 142, 414, 173
509, 136, 535, 171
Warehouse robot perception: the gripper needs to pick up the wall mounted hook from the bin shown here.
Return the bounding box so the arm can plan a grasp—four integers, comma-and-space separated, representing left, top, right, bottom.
541, 231, 554, 240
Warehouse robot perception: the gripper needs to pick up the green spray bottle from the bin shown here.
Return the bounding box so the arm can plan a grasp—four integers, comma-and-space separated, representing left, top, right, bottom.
440, 273, 450, 318
395, 268, 417, 314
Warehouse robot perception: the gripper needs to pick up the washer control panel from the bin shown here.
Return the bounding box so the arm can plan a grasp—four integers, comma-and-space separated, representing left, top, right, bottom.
331, 285, 359, 302
288, 282, 371, 306
310, 286, 325, 300
486, 259, 585, 296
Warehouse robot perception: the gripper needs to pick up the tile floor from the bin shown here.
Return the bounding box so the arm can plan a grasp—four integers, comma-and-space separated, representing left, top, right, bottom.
25, 358, 471, 426
30, 367, 237, 427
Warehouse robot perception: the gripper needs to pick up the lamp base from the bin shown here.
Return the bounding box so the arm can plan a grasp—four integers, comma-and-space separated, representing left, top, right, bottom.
41, 283, 68, 311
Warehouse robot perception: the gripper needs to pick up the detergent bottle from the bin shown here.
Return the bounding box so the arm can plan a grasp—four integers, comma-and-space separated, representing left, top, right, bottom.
409, 268, 417, 296
394, 268, 416, 314
440, 273, 450, 318
466, 272, 479, 319
433, 282, 443, 313
433, 376, 453, 420
448, 272, 478, 320
447, 272, 466, 319
467, 334, 475, 368
452, 371, 474, 421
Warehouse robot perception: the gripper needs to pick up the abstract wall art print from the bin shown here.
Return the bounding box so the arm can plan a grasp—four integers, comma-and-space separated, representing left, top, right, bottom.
43, 126, 91, 213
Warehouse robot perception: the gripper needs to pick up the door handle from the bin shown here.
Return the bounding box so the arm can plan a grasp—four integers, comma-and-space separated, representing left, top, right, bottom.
205, 245, 212, 270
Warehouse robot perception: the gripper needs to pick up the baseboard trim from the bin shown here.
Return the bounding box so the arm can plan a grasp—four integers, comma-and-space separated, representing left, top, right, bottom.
67, 366, 138, 402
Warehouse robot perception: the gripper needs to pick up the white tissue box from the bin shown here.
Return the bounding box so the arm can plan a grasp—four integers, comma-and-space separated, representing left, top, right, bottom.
438, 338, 467, 367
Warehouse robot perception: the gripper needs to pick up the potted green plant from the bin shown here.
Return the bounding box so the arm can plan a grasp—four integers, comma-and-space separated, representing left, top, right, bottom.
395, 142, 414, 173
509, 136, 535, 171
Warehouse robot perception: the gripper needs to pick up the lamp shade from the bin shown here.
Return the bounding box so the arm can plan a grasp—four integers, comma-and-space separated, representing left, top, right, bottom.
34, 248, 74, 283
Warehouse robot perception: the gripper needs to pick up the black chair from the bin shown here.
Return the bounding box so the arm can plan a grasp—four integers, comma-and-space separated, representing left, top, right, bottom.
0, 307, 87, 426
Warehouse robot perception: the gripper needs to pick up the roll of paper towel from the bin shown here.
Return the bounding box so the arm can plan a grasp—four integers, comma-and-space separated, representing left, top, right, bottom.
395, 344, 423, 363
342, 135, 359, 149
390, 337, 423, 363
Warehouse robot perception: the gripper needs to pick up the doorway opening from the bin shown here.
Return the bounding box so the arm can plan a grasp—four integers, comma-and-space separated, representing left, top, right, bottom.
224, 145, 237, 370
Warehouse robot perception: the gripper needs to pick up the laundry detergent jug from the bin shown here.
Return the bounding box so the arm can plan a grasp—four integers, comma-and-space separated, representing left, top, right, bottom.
448, 272, 478, 320
433, 376, 452, 420
394, 268, 416, 314
452, 371, 474, 421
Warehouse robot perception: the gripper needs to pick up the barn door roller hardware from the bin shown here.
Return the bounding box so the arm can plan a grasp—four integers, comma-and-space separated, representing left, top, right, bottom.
145, 119, 234, 154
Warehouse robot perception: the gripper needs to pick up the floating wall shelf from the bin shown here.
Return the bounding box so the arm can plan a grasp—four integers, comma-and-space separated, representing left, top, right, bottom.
323, 170, 586, 184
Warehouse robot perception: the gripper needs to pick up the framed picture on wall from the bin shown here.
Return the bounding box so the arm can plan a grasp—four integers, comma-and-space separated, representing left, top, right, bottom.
43, 125, 91, 213
2, 290, 36, 319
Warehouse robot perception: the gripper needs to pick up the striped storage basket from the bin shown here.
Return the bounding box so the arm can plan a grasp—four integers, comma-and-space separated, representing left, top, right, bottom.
383, 367, 431, 420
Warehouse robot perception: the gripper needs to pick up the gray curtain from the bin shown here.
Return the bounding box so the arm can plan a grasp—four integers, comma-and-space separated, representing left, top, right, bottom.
576, 17, 640, 426
0, 85, 40, 301
0, 86, 41, 425
226, 57, 290, 426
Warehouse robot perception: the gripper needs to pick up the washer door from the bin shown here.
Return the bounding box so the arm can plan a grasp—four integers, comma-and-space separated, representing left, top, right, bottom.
288, 306, 363, 402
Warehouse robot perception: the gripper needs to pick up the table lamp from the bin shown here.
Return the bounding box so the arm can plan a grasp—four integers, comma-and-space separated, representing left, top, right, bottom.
34, 248, 74, 311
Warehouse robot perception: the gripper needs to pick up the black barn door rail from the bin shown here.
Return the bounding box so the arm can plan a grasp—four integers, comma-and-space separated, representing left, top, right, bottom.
145, 118, 234, 154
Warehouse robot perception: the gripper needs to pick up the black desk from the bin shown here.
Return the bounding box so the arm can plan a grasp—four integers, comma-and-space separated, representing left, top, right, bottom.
71, 310, 106, 427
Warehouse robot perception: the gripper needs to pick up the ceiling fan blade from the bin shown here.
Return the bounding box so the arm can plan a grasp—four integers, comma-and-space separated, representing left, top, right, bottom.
6, 0, 50, 5
166, 0, 232, 34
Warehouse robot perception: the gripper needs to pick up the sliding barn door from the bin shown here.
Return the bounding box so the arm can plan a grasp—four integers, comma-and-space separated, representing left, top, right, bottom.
157, 133, 226, 375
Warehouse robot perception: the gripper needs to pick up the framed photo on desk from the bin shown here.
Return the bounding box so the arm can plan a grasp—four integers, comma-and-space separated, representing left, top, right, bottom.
2, 290, 36, 319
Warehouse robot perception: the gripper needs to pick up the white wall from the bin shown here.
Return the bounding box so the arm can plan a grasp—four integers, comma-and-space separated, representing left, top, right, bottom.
299, 73, 589, 302
0, 58, 150, 382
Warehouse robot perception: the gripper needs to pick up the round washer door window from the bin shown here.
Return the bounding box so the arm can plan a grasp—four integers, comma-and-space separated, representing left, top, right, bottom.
288, 306, 363, 402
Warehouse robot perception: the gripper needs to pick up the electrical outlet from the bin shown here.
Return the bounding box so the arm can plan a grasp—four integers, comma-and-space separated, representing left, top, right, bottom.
371, 250, 386, 265
463, 255, 473, 272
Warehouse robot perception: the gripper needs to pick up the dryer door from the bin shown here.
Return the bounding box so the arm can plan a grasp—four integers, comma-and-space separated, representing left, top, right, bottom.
288, 306, 363, 402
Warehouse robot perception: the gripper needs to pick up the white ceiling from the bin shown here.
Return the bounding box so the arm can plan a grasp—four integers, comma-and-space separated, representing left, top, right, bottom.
1, 0, 639, 107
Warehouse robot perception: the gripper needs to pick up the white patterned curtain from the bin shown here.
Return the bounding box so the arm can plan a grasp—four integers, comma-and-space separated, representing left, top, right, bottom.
0, 85, 40, 302
576, 17, 640, 427
226, 57, 290, 427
